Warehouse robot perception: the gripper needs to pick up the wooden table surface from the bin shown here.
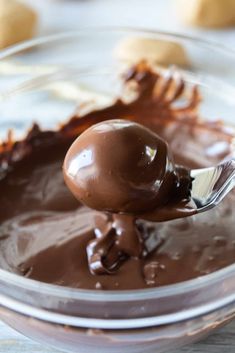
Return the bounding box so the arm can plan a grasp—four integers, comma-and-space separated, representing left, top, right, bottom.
1, 319, 235, 353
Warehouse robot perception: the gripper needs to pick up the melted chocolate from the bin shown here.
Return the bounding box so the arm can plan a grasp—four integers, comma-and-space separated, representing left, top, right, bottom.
63, 119, 193, 274
0, 63, 234, 290
63, 119, 180, 214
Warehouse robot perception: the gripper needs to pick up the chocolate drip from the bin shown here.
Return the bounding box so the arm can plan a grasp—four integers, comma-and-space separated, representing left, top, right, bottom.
87, 214, 143, 275
0, 63, 234, 290
63, 118, 196, 275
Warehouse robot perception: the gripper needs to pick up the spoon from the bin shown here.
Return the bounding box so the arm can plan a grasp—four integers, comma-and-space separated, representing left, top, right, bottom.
190, 158, 235, 213
141, 158, 235, 223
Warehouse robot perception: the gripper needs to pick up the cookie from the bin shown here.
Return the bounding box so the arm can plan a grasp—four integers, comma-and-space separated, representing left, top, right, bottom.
176, 0, 235, 28
114, 37, 189, 67
0, 0, 37, 49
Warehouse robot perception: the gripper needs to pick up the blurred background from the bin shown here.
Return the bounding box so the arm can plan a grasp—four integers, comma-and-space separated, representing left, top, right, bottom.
1, 0, 235, 50
1, 0, 235, 138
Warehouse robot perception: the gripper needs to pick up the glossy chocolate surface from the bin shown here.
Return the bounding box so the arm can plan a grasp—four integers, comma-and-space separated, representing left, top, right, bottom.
63, 119, 179, 214
63, 119, 194, 274
0, 64, 234, 289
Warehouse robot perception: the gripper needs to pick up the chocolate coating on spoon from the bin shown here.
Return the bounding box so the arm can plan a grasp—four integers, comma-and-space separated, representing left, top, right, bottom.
63, 119, 178, 215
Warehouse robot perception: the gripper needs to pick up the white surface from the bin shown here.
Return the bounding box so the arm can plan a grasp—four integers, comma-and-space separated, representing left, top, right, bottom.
1, 1, 235, 352
24, 0, 235, 46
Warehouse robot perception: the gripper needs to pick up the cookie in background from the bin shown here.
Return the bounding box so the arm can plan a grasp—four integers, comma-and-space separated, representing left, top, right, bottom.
0, 0, 38, 49
176, 0, 235, 28
114, 37, 189, 67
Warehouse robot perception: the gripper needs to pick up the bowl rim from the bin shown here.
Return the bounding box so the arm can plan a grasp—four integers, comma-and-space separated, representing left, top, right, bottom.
1, 259, 235, 301
1, 26, 235, 60
1, 27, 235, 305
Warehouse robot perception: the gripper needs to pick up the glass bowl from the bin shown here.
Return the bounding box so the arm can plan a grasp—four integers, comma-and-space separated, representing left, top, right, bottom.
1, 28, 235, 353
